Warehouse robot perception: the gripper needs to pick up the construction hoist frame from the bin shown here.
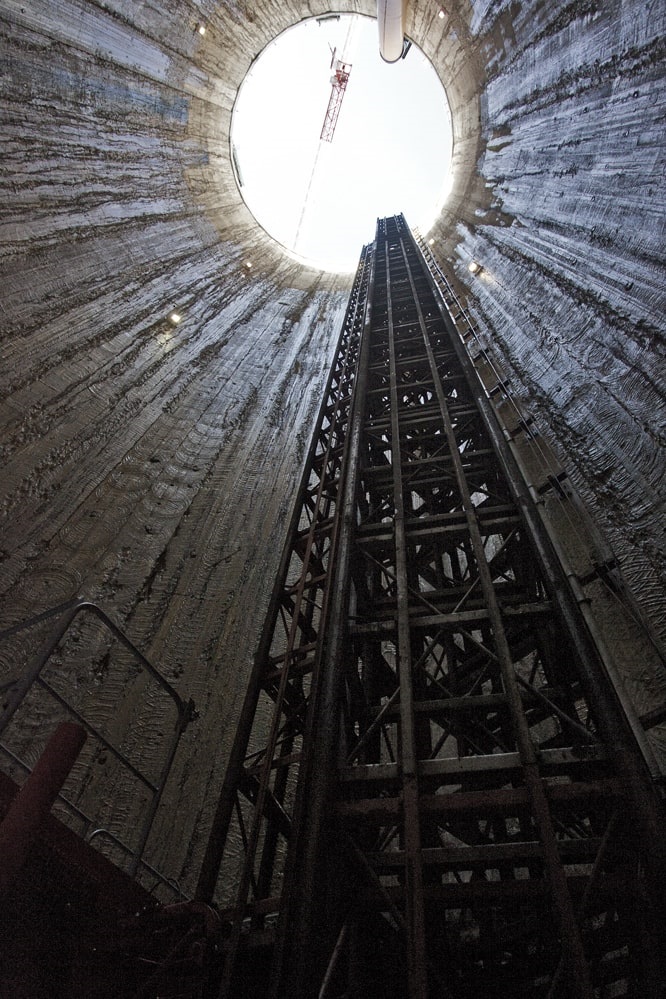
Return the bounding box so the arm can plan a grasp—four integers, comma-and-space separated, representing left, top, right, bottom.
199, 217, 664, 999
195, 244, 373, 994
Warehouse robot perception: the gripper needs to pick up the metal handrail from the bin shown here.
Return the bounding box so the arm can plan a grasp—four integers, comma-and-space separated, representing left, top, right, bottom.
0, 598, 196, 877
0, 740, 185, 899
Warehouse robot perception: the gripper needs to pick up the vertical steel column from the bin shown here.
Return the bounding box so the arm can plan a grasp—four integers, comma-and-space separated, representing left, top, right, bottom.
331, 216, 663, 999
195, 248, 373, 997
384, 236, 428, 998
203, 216, 664, 999
398, 235, 592, 997
408, 223, 666, 891
271, 244, 379, 998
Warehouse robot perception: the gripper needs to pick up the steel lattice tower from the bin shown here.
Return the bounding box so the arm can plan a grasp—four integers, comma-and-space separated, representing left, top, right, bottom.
196, 216, 665, 999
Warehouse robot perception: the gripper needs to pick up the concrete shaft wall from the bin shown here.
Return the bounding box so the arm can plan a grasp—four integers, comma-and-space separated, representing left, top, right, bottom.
0, 1, 664, 890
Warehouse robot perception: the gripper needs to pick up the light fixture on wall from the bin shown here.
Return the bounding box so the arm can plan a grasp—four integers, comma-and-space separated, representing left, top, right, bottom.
169, 311, 182, 325
438, 8, 446, 19
197, 24, 206, 36
468, 260, 481, 274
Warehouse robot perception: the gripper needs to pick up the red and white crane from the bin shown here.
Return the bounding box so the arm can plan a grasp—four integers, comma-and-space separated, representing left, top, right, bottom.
320, 54, 352, 143
294, 46, 352, 249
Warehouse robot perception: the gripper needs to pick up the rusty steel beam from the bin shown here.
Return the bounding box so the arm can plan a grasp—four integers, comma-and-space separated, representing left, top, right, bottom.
398, 235, 592, 996
384, 232, 429, 999
325, 217, 662, 998
270, 238, 380, 999
195, 248, 373, 998
202, 217, 664, 999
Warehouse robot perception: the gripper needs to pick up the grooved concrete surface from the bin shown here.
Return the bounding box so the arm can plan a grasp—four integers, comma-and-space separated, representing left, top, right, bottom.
1, 1, 664, 893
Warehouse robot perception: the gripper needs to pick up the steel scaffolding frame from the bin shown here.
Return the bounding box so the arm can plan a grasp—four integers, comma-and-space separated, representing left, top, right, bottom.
199, 217, 664, 999
195, 244, 373, 994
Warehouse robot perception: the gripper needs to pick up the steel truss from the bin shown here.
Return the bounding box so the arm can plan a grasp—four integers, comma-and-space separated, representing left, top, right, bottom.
199, 218, 664, 999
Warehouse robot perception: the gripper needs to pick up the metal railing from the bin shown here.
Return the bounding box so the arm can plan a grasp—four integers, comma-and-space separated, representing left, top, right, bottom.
0, 598, 196, 880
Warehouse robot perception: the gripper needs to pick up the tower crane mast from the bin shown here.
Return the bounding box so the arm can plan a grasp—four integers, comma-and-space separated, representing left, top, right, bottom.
320, 57, 351, 142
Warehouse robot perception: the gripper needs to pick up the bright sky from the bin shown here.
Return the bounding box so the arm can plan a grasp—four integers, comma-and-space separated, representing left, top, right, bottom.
231, 15, 453, 272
